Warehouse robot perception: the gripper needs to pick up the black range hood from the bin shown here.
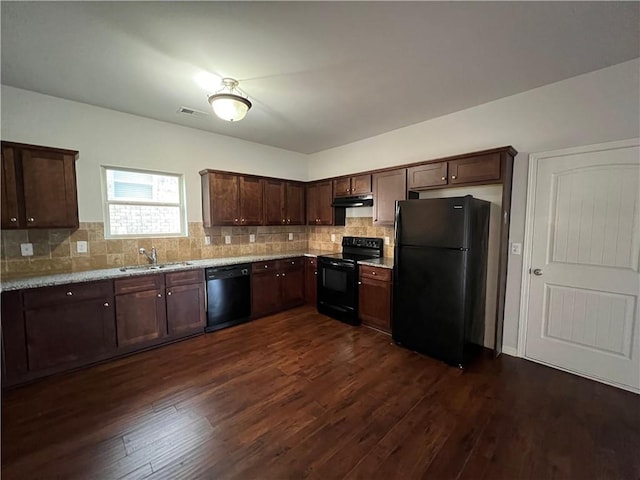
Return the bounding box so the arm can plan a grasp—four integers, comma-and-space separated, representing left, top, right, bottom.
331, 194, 373, 208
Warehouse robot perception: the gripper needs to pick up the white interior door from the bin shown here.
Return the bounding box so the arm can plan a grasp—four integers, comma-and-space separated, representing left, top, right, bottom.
524, 140, 640, 392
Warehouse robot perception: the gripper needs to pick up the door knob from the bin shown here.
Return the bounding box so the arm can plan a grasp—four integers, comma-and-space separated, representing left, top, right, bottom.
532, 268, 543, 276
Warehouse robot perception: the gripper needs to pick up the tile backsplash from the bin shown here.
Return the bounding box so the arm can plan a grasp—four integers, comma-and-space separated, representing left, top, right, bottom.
0, 217, 393, 278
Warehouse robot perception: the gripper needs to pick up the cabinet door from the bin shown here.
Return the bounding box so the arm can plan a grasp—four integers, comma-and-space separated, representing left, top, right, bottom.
306, 184, 319, 225
449, 153, 501, 185
359, 277, 392, 333
21, 148, 78, 228
407, 162, 448, 190
285, 182, 306, 225
251, 271, 280, 318
25, 299, 116, 371
281, 265, 304, 307
333, 177, 351, 197
304, 257, 318, 305
239, 176, 263, 226
351, 174, 372, 195
264, 179, 286, 225
1, 147, 22, 229
166, 283, 205, 337
372, 169, 406, 226
316, 181, 334, 225
205, 173, 240, 226
115, 290, 167, 347
1, 291, 28, 383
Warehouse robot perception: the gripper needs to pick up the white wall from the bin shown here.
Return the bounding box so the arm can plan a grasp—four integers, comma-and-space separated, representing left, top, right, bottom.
307, 59, 640, 352
0, 86, 308, 222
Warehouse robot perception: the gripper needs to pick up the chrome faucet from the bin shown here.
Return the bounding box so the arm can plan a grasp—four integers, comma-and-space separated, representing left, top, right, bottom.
139, 247, 158, 266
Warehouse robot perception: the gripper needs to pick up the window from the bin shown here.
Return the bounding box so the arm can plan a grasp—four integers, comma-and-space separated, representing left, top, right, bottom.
102, 166, 186, 238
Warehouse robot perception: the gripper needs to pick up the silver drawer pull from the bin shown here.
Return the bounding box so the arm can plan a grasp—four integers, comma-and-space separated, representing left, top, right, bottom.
441, 176, 446, 181
27, 217, 35, 222
103, 302, 109, 307
371, 271, 376, 275
451, 175, 457, 179
10, 217, 17, 222
276, 273, 280, 277
282, 273, 286, 277
66, 291, 73, 296
167, 291, 172, 296
157, 293, 162, 298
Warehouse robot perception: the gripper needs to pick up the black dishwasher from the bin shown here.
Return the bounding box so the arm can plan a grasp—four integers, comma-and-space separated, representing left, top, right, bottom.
205, 264, 252, 332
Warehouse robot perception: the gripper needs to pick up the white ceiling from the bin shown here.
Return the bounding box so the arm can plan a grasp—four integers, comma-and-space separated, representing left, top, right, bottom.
2, 2, 638, 154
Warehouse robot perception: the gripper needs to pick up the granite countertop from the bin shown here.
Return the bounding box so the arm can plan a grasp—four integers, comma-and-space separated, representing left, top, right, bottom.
357, 257, 395, 269
0, 251, 336, 292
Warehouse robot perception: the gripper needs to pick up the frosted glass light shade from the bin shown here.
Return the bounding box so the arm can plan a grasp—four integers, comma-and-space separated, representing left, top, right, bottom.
208, 94, 252, 122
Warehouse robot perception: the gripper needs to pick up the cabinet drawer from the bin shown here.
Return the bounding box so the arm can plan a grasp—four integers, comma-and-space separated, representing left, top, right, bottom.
115, 274, 164, 295
165, 269, 204, 287
252, 260, 279, 273
281, 257, 305, 270
23, 280, 113, 309
359, 266, 392, 282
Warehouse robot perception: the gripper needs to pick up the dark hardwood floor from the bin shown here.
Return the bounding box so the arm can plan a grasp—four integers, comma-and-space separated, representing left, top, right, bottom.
2, 306, 639, 479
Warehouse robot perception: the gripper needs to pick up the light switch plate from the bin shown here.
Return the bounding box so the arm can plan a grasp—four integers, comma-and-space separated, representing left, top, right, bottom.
511, 242, 522, 255
204, 236, 211, 245
288, 233, 294, 241
76, 241, 88, 253
250, 234, 256, 243
224, 235, 231, 244
384, 236, 390, 245
330, 234, 336, 242
20, 243, 34, 256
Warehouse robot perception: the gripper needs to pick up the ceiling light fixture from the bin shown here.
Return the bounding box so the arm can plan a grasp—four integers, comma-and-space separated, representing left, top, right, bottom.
207, 78, 252, 122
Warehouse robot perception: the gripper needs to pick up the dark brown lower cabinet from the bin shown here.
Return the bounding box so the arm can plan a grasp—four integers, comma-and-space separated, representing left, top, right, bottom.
251, 257, 305, 318
359, 266, 392, 334
166, 281, 206, 336
304, 256, 318, 306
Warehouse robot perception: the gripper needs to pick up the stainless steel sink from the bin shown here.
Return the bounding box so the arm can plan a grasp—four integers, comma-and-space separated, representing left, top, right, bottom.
119, 261, 192, 272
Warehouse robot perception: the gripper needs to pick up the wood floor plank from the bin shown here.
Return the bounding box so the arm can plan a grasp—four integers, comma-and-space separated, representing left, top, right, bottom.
3, 306, 639, 480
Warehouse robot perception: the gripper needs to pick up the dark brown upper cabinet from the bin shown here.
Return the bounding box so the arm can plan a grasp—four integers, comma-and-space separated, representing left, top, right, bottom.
264, 179, 305, 225
333, 174, 372, 197
200, 171, 264, 227
1, 142, 79, 229
407, 153, 502, 191
307, 180, 344, 225
372, 169, 406, 226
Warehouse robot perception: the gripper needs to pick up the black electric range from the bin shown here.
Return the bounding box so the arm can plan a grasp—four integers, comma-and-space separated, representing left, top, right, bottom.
317, 236, 384, 325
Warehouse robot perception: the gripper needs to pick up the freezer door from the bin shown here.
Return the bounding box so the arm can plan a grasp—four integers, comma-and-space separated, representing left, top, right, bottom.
392, 245, 467, 366
395, 197, 470, 249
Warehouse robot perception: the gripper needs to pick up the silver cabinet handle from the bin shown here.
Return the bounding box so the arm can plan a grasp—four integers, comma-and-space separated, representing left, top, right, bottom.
234, 218, 238, 222
264, 265, 268, 269
371, 271, 376, 275
157, 293, 162, 298
167, 291, 172, 296
291, 261, 295, 264
241, 218, 245, 223
27, 217, 35, 222
314, 271, 318, 275
533, 268, 543, 276
287, 219, 291, 223
358, 281, 362, 285
282, 273, 286, 277
10, 217, 17, 223
282, 219, 285, 224
276, 273, 280, 277
66, 291, 73, 296
441, 176, 446, 181
103, 302, 109, 307
451, 175, 457, 180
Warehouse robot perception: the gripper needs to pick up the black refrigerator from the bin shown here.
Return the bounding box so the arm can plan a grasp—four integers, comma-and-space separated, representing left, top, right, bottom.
392, 195, 490, 367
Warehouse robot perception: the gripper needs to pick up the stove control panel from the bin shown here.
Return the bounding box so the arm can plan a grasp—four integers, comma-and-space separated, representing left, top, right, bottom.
342, 236, 384, 249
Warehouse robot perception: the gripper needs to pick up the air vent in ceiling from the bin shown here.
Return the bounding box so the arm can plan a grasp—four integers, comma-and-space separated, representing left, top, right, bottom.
177, 106, 210, 117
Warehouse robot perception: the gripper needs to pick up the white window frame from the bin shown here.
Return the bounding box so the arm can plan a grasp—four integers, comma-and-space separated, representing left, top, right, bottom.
101, 165, 187, 239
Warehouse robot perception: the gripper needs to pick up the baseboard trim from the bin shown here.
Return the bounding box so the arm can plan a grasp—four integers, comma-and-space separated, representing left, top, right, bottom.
501, 346, 519, 357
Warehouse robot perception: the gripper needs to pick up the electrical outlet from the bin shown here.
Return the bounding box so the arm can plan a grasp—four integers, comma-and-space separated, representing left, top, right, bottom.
288, 233, 294, 241
224, 235, 231, 244
204, 236, 211, 245
330, 234, 336, 242
384, 236, 390, 245
511, 242, 522, 255
20, 243, 34, 257
76, 241, 88, 253
250, 234, 256, 243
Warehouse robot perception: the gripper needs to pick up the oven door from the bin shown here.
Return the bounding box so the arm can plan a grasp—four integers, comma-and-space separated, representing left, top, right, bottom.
317, 258, 359, 324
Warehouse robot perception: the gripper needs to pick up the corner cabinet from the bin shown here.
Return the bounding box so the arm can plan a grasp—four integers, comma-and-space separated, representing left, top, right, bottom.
1, 141, 79, 229
306, 181, 345, 226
